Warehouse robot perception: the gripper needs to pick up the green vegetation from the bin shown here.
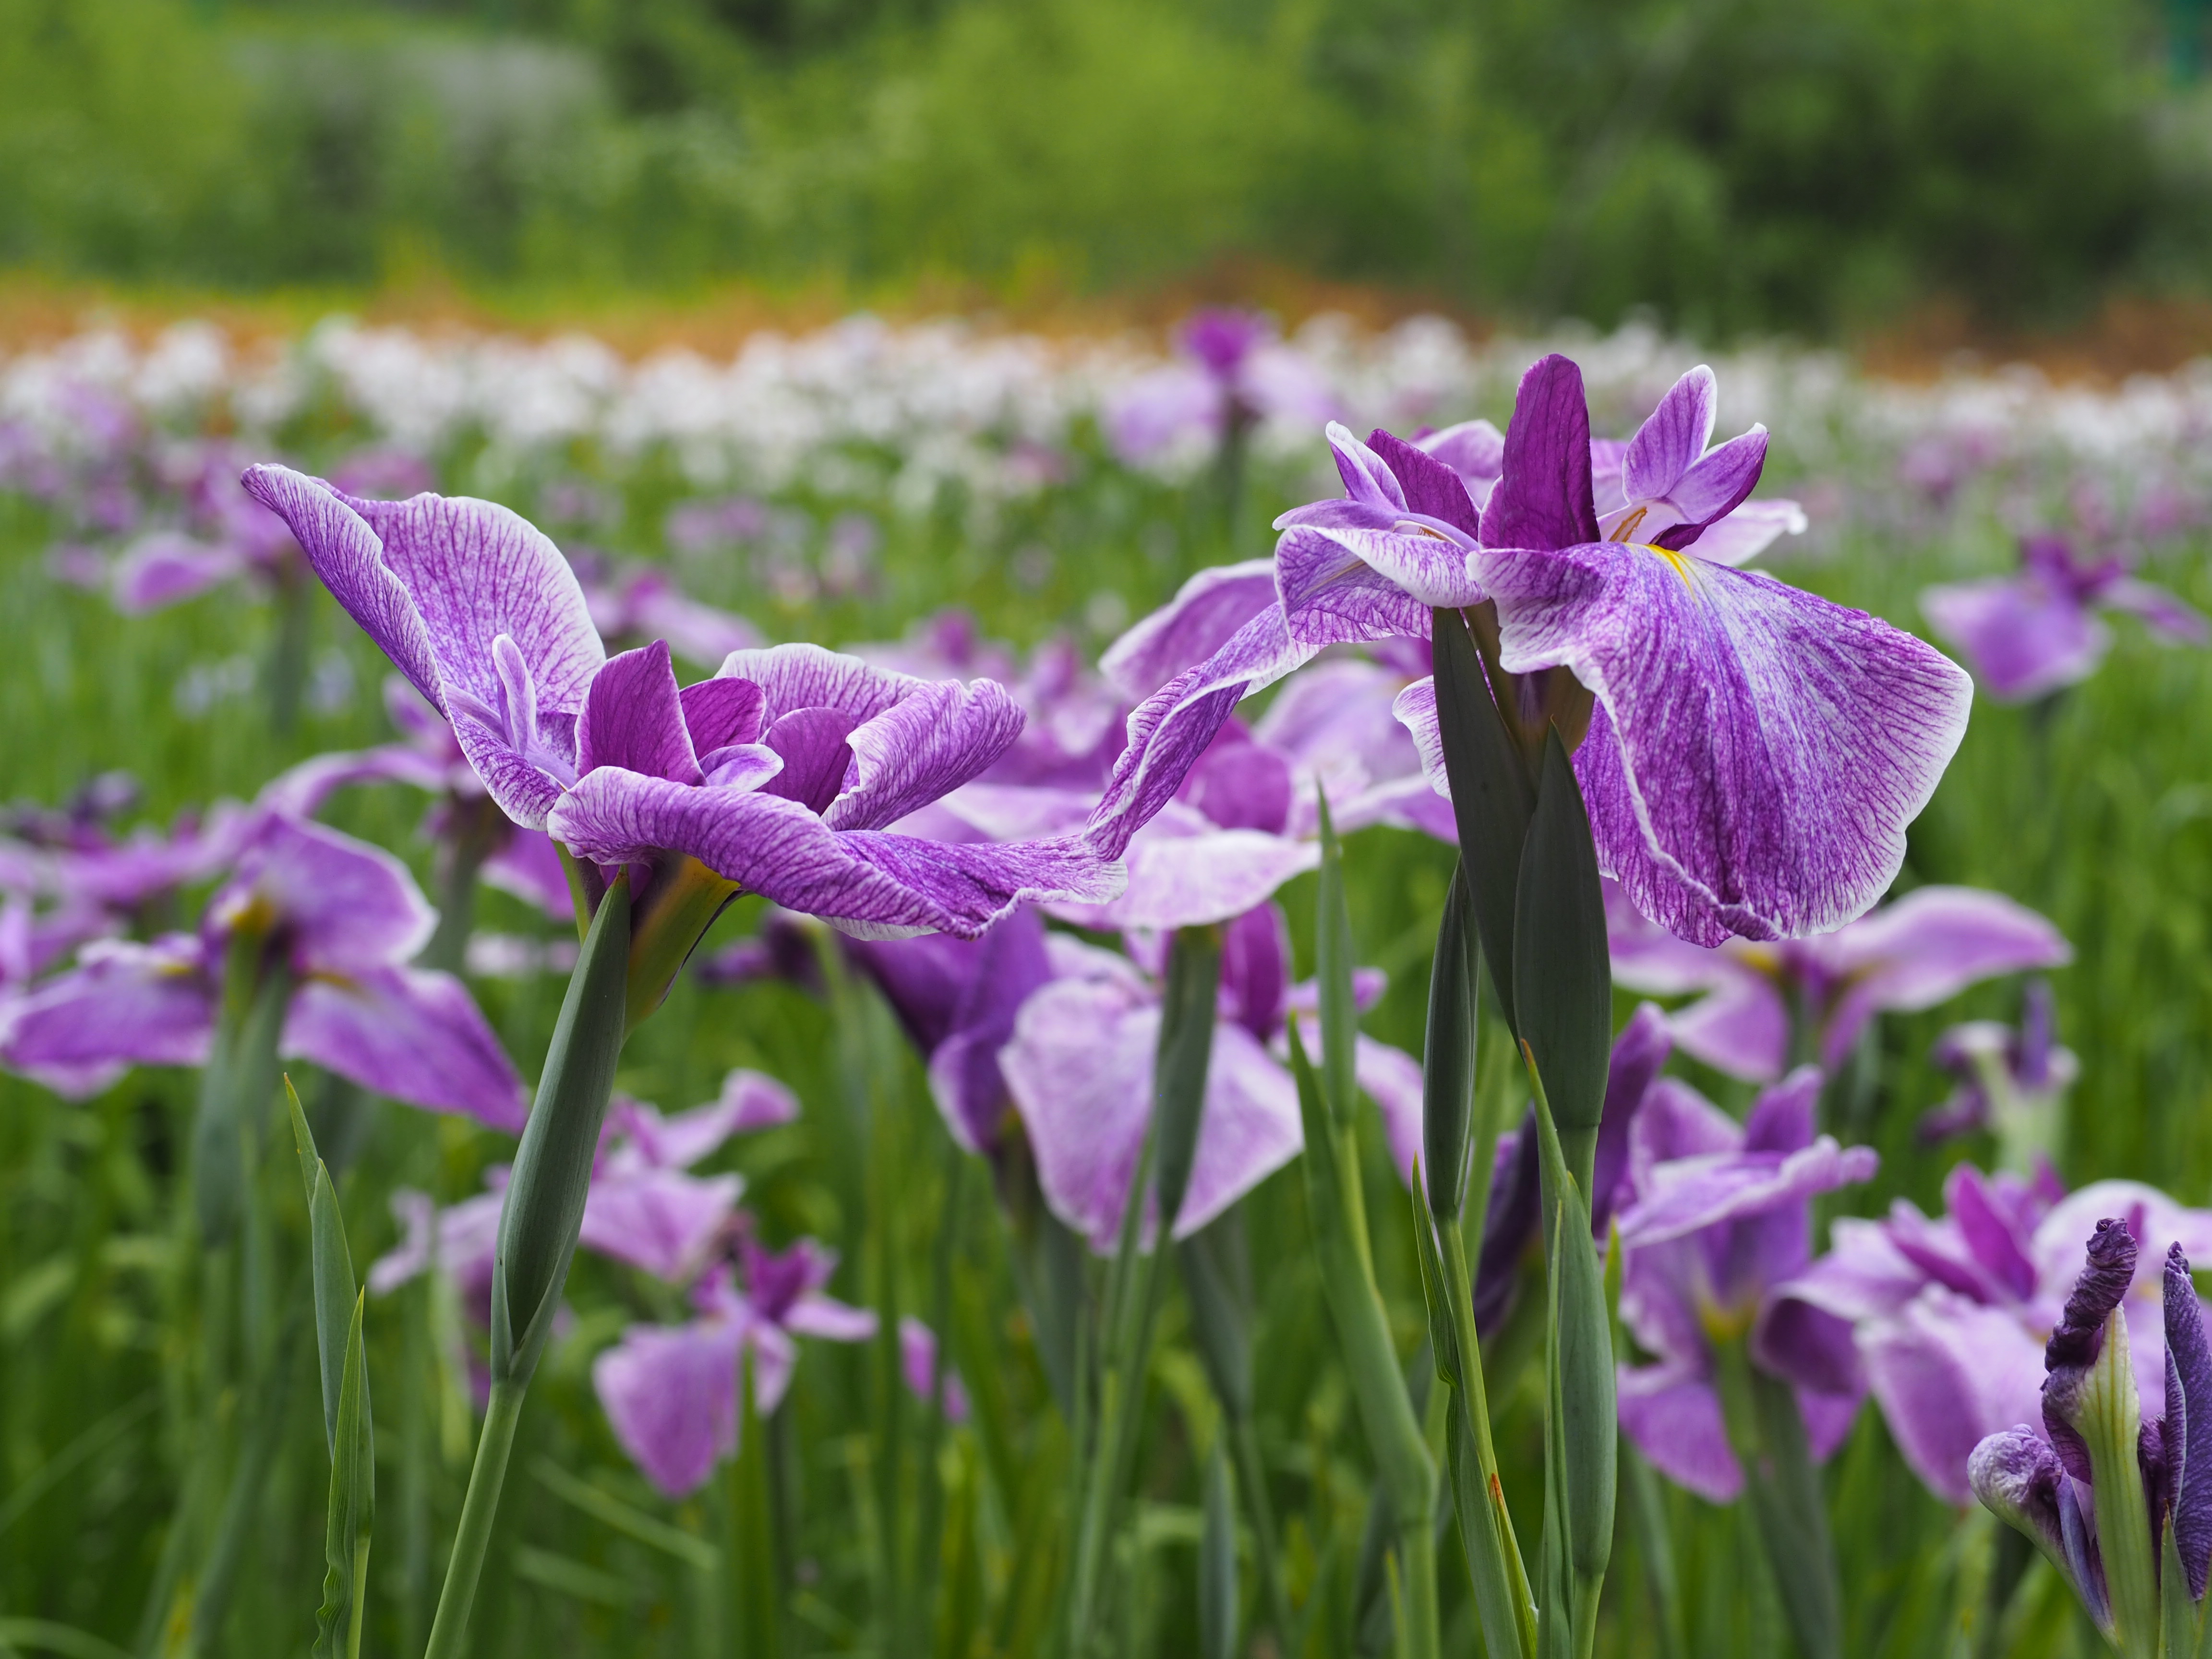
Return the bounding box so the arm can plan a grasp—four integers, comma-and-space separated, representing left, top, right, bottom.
0, 0, 2198, 334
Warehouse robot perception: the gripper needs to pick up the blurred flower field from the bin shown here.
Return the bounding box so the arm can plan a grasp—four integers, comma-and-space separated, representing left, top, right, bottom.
5, 304, 2212, 1658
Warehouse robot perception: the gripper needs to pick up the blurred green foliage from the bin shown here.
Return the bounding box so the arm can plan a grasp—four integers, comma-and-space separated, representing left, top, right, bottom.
0, 0, 2200, 334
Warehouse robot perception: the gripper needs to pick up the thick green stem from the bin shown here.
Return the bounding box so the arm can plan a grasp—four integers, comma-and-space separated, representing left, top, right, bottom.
1442, 1220, 1536, 1659
422, 1380, 525, 1659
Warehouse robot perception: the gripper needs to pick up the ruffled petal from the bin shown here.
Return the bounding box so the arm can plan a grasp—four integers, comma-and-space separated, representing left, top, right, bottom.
1101, 560, 1282, 699
1277, 527, 1433, 650
825, 677, 1026, 832
549, 769, 1120, 938
713, 643, 920, 726
1475, 541, 1972, 944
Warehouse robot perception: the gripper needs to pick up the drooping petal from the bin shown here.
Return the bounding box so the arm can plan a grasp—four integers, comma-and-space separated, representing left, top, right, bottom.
1683, 499, 1808, 568
212, 814, 436, 974
593, 1320, 742, 1497
1476, 541, 1972, 945
1053, 822, 1319, 933
1101, 560, 1282, 699
284, 966, 528, 1130
1617, 1363, 1741, 1502
111, 533, 250, 612
1921, 577, 2106, 703
825, 677, 1026, 832
259, 743, 450, 819
1622, 367, 1717, 504
580, 1168, 743, 1281
1276, 527, 1434, 650
1856, 1288, 2049, 1505
1813, 886, 2070, 1067
0, 935, 214, 1082
549, 769, 1120, 938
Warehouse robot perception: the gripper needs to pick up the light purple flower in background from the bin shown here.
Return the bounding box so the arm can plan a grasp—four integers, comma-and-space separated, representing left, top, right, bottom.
1779, 1171, 2212, 1509
592, 1237, 876, 1497
901, 1317, 971, 1422
1105, 309, 1336, 470
1099, 352, 1973, 949
240, 466, 1119, 938
1607, 879, 2070, 1083
1922, 531, 2209, 704
107, 442, 302, 613
0, 812, 525, 1125
373, 1173, 506, 1320
1613, 1068, 1878, 1503
1919, 980, 2079, 1162
998, 902, 1421, 1251
664, 494, 770, 556
565, 546, 765, 667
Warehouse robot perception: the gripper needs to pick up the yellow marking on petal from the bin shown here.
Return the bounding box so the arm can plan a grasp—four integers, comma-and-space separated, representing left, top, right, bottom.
1397, 520, 1453, 541
1643, 542, 1699, 591
1609, 506, 1648, 543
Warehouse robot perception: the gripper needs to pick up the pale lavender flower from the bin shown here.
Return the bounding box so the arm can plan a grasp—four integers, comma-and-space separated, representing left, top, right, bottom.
1105, 309, 1335, 470
1613, 1068, 1879, 1503
901, 1317, 971, 1422
565, 546, 764, 667
1919, 980, 2079, 1162
0, 812, 525, 1124
1923, 532, 2209, 703
1607, 879, 2070, 1082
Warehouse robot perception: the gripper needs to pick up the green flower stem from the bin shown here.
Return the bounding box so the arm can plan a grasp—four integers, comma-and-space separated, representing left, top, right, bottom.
1712, 1340, 1843, 1659
422, 1379, 526, 1659
1441, 1218, 1536, 1659
417, 795, 506, 976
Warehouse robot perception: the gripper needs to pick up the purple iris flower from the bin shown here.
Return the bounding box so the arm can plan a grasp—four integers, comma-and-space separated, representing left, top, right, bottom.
1777, 1172, 2212, 1508
1093, 353, 1973, 948
998, 902, 1421, 1250
107, 441, 303, 613
1105, 310, 1336, 470
1971, 1222, 2212, 1636
1922, 531, 2209, 704
591, 1237, 878, 1498
1919, 979, 2079, 1157
575, 1081, 794, 1283
901, 1317, 971, 1423
0, 811, 525, 1124
1612, 1067, 1879, 1503
239, 466, 1119, 938
1606, 878, 2071, 1082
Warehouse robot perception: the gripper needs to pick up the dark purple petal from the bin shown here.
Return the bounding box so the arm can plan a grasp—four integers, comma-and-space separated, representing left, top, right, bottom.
1366, 428, 1482, 537
1593, 1002, 1670, 1235
1623, 367, 1717, 504
2044, 1217, 2139, 1480
1482, 355, 1599, 553
2166, 1243, 2212, 1596
549, 770, 1120, 938
679, 676, 768, 755
1477, 543, 1973, 945
1218, 902, 1291, 1041
1650, 431, 1767, 552
1474, 1121, 1540, 1335
577, 642, 702, 785
1949, 1165, 2039, 1301
1972, 1427, 2102, 1620
284, 966, 527, 1130
759, 709, 858, 815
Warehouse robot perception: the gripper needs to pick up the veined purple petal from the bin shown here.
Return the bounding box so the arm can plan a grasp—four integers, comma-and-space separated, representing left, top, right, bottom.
1321, 422, 1408, 514
1276, 528, 1433, 650
1476, 541, 1972, 945
1623, 367, 1718, 505
759, 709, 857, 814
825, 677, 1026, 832
1482, 355, 1600, 554
577, 642, 702, 786
580, 1168, 743, 1281
679, 676, 768, 755
1101, 560, 1282, 699
2167, 1243, 2212, 1596
1653, 430, 1767, 549
1366, 429, 1482, 537
549, 770, 1120, 938
714, 644, 920, 727
1085, 607, 1311, 861
211, 814, 435, 974
284, 966, 527, 1130
1285, 525, 1485, 610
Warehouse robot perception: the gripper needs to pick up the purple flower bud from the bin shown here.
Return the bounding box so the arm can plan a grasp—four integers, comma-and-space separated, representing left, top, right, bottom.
2044, 1217, 2140, 1481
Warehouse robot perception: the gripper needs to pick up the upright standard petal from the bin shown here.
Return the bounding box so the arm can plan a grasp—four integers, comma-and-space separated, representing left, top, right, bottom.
1622, 367, 1717, 506
576, 642, 703, 785
1477, 540, 1972, 944
2167, 1244, 2212, 1596
715, 644, 921, 727
1481, 355, 1600, 555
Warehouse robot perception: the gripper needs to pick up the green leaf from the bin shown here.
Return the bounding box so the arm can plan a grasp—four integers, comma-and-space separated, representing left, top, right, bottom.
288, 1076, 360, 1456
1153, 925, 1224, 1228
528, 1456, 715, 1571
729, 1344, 782, 1659
1315, 789, 1359, 1131
1713, 1346, 1844, 1659
1512, 730, 1612, 1165
1429, 604, 1537, 1034
1421, 864, 1481, 1222
192, 957, 291, 1246
2164, 1521, 2196, 1659
1198, 1439, 1239, 1659
1178, 1213, 1254, 1422
313, 1289, 374, 1659
490, 870, 633, 1388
